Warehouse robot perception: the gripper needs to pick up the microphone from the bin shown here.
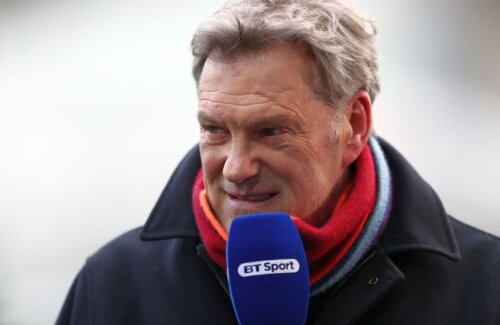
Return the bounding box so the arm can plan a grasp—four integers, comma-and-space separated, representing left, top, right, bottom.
226, 213, 309, 325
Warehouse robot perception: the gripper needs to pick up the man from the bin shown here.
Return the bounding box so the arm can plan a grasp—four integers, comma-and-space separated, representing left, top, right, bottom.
57, 0, 500, 324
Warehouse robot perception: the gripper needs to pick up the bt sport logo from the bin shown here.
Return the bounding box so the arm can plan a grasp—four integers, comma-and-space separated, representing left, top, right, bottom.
237, 259, 300, 277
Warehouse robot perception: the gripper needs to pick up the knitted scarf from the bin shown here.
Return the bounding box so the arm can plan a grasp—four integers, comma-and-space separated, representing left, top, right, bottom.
192, 137, 392, 294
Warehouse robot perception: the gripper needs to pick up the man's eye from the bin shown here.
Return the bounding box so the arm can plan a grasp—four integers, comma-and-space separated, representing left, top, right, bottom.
261, 128, 283, 136
204, 125, 224, 134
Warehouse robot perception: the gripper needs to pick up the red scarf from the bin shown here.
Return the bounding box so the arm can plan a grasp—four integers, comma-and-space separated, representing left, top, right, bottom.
192, 145, 376, 285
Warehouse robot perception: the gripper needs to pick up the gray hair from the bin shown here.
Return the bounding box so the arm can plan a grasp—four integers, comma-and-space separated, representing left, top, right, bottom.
191, 0, 380, 105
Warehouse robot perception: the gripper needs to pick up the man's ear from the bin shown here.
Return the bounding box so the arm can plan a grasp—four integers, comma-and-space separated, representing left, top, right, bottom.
342, 90, 372, 168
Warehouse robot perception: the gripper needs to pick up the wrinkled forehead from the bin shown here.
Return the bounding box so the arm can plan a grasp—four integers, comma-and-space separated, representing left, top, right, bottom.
198, 42, 322, 97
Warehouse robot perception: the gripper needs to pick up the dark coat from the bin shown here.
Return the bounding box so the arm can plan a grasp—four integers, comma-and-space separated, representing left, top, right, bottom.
56, 139, 500, 324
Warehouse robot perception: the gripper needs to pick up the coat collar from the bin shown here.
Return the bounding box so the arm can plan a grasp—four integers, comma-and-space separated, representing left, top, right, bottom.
376, 138, 460, 261
140, 144, 201, 240
140, 138, 460, 261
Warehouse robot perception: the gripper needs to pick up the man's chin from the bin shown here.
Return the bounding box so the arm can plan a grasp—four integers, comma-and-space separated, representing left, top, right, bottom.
222, 207, 289, 227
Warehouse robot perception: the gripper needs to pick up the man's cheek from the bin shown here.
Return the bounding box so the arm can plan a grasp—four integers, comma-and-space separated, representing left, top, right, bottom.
201, 150, 225, 174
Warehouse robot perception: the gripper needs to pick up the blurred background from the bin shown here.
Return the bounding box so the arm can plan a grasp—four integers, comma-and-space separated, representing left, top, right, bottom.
1, 0, 499, 323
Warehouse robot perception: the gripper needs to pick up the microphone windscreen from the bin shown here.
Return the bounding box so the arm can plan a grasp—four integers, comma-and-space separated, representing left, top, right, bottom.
226, 213, 309, 325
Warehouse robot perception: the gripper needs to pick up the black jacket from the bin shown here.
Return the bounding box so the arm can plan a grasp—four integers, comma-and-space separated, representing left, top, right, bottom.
56, 139, 500, 324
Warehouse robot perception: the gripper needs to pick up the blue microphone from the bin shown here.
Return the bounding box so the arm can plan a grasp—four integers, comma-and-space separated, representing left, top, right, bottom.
226, 213, 309, 325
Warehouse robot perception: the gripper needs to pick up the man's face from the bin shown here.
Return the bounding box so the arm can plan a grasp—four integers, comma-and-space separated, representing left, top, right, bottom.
197, 43, 351, 230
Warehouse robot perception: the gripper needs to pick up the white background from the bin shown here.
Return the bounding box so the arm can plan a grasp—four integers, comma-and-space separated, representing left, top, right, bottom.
1, 0, 499, 324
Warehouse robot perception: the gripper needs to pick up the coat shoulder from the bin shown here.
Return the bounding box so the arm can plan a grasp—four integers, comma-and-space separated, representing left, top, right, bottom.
89, 227, 145, 262
86, 227, 200, 274
450, 216, 500, 258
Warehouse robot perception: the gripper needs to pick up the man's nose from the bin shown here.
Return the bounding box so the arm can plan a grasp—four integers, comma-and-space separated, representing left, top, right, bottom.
222, 140, 260, 184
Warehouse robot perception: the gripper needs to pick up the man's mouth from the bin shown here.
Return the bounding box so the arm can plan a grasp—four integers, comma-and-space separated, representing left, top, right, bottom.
227, 193, 277, 202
